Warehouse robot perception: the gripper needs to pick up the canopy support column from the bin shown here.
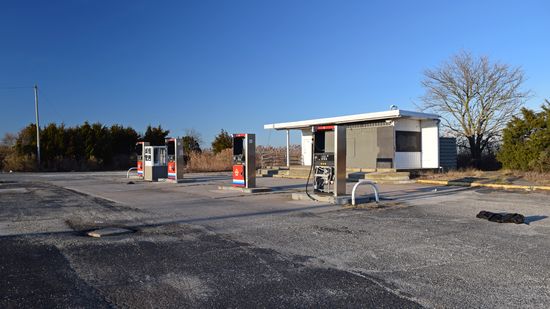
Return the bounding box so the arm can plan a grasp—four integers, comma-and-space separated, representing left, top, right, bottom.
286, 129, 290, 167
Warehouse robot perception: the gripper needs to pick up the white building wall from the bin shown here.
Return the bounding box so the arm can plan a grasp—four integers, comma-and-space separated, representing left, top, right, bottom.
394, 119, 421, 132
395, 152, 422, 169
298, 117, 439, 169
301, 129, 313, 166
421, 119, 439, 168
394, 118, 421, 169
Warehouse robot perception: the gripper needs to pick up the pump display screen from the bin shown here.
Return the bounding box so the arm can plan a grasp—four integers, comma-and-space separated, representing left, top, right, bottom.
144, 147, 152, 162
233, 137, 245, 164
166, 140, 175, 161
233, 137, 244, 155
314, 131, 334, 153
167, 142, 175, 156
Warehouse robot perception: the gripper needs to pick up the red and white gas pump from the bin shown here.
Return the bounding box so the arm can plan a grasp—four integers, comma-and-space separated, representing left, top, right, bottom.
136, 141, 149, 178
165, 137, 185, 183
232, 133, 256, 188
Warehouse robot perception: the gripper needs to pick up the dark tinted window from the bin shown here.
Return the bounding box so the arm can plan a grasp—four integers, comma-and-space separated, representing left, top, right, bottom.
396, 131, 421, 152
167, 142, 175, 155
233, 137, 244, 155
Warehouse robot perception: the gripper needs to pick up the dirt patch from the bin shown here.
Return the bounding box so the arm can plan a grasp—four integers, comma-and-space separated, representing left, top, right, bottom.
343, 200, 403, 210
312, 225, 354, 234
419, 169, 550, 186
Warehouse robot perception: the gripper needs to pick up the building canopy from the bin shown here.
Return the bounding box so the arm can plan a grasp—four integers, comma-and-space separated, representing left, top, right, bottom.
264, 109, 439, 130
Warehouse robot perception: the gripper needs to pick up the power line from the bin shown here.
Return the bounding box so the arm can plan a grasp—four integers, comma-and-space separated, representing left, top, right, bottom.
0, 86, 33, 90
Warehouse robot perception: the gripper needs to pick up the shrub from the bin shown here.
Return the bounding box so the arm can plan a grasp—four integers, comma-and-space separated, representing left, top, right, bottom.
498, 101, 550, 172
211, 129, 232, 154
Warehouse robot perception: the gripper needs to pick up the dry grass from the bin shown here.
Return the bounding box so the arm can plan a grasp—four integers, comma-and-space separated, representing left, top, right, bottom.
502, 170, 550, 186
186, 149, 232, 172
421, 168, 485, 180
185, 145, 302, 172
420, 168, 550, 186
1, 152, 36, 172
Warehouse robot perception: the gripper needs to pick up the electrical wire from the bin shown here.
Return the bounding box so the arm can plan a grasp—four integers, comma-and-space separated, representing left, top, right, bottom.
0, 86, 32, 90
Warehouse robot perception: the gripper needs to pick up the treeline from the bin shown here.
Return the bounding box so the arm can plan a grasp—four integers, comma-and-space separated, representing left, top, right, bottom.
1, 123, 174, 171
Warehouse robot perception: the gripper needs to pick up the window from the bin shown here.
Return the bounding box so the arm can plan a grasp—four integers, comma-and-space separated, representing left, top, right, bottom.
396, 131, 421, 152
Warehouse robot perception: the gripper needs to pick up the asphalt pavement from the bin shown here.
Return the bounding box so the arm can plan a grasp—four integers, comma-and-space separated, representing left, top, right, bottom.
0, 172, 549, 308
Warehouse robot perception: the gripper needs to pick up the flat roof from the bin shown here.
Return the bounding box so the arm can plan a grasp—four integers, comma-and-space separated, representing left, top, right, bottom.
264, 109, 439, 130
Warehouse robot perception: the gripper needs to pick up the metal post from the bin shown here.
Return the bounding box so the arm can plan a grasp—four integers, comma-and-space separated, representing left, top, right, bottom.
33, 84, 41, 167
245, 134, 256, 188
286, 129, 290, 167
334, 125, 346, 197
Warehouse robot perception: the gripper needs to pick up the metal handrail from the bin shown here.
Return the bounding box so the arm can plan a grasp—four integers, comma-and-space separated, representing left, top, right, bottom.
127, 167, 137, 178
351, 180, 380, 205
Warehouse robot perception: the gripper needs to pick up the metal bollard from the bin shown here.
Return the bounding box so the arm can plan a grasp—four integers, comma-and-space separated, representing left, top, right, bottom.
351, 180, 380, 205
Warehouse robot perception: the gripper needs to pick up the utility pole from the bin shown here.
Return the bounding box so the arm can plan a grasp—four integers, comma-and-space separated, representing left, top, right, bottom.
34, 84, 41, 167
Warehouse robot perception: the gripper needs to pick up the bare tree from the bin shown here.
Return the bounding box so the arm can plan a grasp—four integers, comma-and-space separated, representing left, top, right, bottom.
421, 51, 531, 167
184, 128, 203, 145
1, 133, 17, 146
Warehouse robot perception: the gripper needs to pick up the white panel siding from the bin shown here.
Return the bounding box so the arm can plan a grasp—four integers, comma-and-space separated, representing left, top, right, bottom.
301, 130, 312, 166
395, 119, 421, 169
394, 119, 420, 132
421, 120, 439, 168
395, 152, 421, 169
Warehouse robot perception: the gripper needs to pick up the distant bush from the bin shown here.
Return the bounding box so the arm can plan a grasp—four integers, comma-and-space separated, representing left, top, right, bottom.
2, 153, 36, 172
143, 125, 170, 146
187, 149, 232, 172
0, 145, 13, 171
211, 129, 232, 154
457, 149, 501, 171
498, 101, 550, 172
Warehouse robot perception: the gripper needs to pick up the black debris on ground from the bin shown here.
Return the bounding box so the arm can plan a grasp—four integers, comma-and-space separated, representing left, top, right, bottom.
476, 211, 525, 224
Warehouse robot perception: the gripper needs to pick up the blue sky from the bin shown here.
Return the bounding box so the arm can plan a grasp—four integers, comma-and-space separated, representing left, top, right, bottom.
1, 0, 549, 146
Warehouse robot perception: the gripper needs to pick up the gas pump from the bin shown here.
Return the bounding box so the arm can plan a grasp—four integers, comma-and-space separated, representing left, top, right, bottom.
165, 138, 185, 183
136, 141, 150, 178
310, 125, 346, 197
143, 145, 168, 181
232, 133, 256, 188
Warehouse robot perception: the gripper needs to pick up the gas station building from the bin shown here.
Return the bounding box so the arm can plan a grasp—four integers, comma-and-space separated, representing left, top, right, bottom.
264, 109, 446, 170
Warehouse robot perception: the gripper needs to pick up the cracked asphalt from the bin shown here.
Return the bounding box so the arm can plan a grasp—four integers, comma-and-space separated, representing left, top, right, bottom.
0, 172, 549, 308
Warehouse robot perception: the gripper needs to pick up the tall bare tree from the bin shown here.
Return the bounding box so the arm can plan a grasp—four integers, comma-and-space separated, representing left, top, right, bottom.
421, 51, 531, 167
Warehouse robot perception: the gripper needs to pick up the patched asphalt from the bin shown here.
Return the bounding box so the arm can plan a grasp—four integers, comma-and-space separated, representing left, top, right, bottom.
1, 172, 549, 308
0, 180, 420, 308
0, 228, 420, 308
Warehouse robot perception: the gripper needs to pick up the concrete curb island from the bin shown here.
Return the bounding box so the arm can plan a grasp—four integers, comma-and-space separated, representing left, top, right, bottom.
416, 179, 550, 192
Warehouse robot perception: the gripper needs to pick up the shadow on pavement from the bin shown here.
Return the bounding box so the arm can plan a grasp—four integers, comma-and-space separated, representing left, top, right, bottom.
524, 215, 548, 224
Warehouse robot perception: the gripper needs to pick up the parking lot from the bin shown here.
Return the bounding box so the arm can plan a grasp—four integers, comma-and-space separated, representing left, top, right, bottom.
1, 172, 549, 308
